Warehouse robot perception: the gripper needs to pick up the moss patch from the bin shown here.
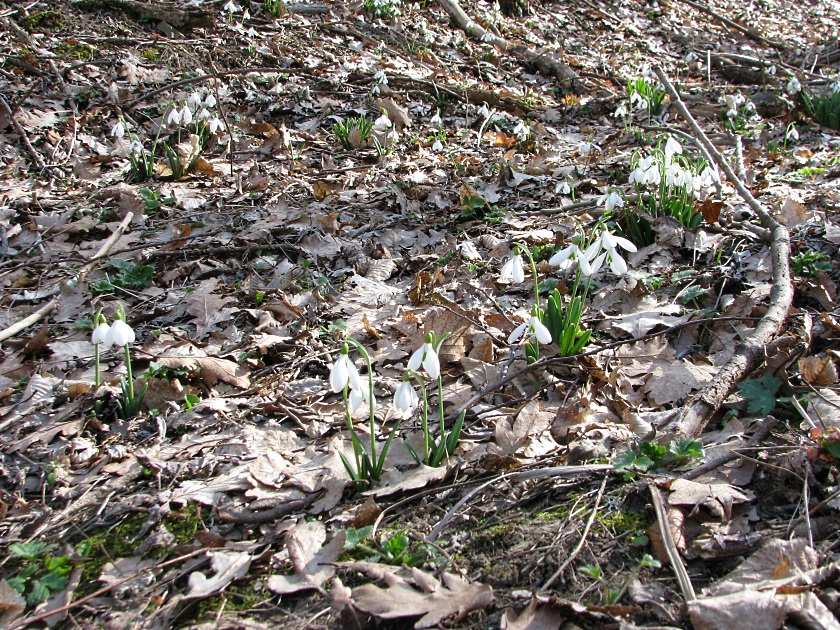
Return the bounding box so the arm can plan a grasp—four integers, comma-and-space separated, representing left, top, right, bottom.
22, 10, 67, 32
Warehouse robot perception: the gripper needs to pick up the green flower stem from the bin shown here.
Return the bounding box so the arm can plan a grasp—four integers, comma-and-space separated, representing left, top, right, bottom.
94, 343, 101, 388
123, 344, 134, 402
341, 386, 362, 477
418, 376, 430, 465
347, 338, 377, 474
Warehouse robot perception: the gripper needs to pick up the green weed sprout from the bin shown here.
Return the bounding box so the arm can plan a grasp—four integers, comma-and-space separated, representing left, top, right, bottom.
331, 340, 400, 490
7, 541, 72, 606
801, 84, 840, 130
580, 554, 661, 604
333, 115, 375, 149
397, 332, 465, 466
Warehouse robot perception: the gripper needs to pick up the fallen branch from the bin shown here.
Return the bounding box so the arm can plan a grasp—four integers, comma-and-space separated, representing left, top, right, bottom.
653, 65, 793, 439
216, 494, 318, 524
434, 0, 578, 89
0, 213, 134, 343
672, 0, 785, 50
680, 416, 779, 481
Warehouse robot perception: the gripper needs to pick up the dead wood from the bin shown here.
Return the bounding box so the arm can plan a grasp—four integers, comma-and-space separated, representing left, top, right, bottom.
434, 0, 578, 90
672, 0, 785, 50
85, 0, 215, 30
653, 66, 794, 440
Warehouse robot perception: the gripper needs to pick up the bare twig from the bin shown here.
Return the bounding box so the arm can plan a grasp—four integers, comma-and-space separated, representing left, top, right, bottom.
652, 66, 793, 439
649, 485, 696, 602
681, 415, 778, 481
671, 0, 785, 50
0, 94, 46, 170
0, 213, 134, 343
538, 474, 609, 593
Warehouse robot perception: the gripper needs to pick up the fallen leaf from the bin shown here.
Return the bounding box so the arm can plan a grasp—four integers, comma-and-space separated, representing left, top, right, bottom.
0, 579, 25, 625
266, 520, 345, 594
158, 355, 250, 389
798, 355, 837, 385
351, 569, 493, 628
501, 598, 567, 629
186, 551, 252, 599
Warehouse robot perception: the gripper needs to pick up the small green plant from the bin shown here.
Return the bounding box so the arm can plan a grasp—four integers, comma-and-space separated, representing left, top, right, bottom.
398, 332, 466, 467
184, 393, 201, 410
613, 438, 704, 480
92, 303, 147, 418
802, 85, 840, 130
791, 249, 832, 276
138, 187, 176, 212
93, 258, 156, 293
7, 541, 72, 606
363, 0, 401, 19
721, 92, 758, 134
736, 375, 782, 416
333, 115, 375, 150
343, 527, 439, 567
264, 0, 284, 16
627, 75, 666, 121
579, 554, 661, 605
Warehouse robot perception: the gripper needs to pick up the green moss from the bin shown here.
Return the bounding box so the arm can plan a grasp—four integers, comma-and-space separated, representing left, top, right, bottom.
598, 508, 654, 534
54, 42, 94, 61
141, 48, 161, 61
22, 10, 66, 32
536, 506, 572, 520
183, 579, 267, 621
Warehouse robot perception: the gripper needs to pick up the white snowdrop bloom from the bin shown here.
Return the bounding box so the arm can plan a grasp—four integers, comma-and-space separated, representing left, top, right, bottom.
664, 136, 682, 162
600, 229, 637, 254
579, 252, 606, 278
242, 9, 250, 20
111, 121, 126, 138
431, 139, 444, 152
430, 111, 442, 126
386, 129, 399, 144
407, 340, 440, 380
558, 180, 571, 194
330, 351, 361, 393
374, 113, 392, 129
787, 77, 801, 94
180, 105, 193, 125
644, 162, 661, 185
91, 323, 112, 347
726, 108, 737, 118
371, 84, 381, 95
580, 141, 601, 155
665, 163, 686, 187
604, 247, 629, 275
374, 70, 388, 84
630, 92, 648, 111
204, 94, 217, 108
499, 254, 526, 284
188, 92, 203, 109
197, 108, 212, 121
549, 243, 582, 270
481, 32, 494, 42
166, 107, 182, 127
224, 0, 240, 11
614, 103, 629, 118
105, 319, 135, 347
628, 165, 647, 185
508, 313, 552, 345
767, 65, 776, 75
513, 121, 529, 140
786, 126, 799, 141
458, 240, 481, 260
476, 104, 490, 118
831, 81, 840, 94
393, 379, 419, 418
348, 380, 373, 414
209, 117, 224, 134
598, 190, 624, 212
129, 140, 144, 154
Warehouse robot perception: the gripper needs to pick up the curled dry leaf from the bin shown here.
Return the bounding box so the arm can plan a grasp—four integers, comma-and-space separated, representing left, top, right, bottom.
186, 551, 253, 599
266, 520, 345, 594
798, 355, 837, 385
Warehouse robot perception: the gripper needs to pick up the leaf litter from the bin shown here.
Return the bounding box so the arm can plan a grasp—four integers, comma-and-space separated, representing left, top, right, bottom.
0, 0, 839, 627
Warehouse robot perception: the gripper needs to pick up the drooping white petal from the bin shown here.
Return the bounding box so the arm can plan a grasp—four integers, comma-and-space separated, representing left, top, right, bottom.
422, 344, 440, 380
507, 322, 527, 344
607, 249, 628, 275
611, 235, 637, 253
407, 345, 425, 372
330, 356, 349, 392
105, 319, 135, 346
531, 317, 552, 344
549, 244, 577, 267
91, 323, 112, 346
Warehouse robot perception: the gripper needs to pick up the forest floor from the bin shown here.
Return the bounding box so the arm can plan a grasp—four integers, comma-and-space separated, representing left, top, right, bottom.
0, 0, 839, 627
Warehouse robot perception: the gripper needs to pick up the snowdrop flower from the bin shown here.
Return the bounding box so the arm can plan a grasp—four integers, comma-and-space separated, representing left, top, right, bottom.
374, 70, 388, 85
224, 0, 240, 11
476, 104, 490, 118
128, 140, 144, 155
91, 322, 112, 347
644, 161, 661, 185
832, 81, 840, 95
557, 180, 571, 194
481, 32, 494, 43
430, 111, 442, 126
787, 77, 801, 94
348, 380, 373, 414
393, 377, 419, 417
598, 190, 624, 212
111, 120, 126, 138
513, 121, 530, 140
407, 336, 440, 380
613, 103, 629, 118
457, 240, 481, 260
508, 309, 552, 345
549, 243, 583, 270
204, 94, 217, 108
386, 129, 399, 144
665, 162, 686, 187
197, 108, 212, 121
599, 229, 637, 275
499, 254, 526, 284
209, 117, 224, 134
242, 8, 250, 20
630, 92, 648, 111
188, 92, 203, 109
664, 136, 682, 162
580, 141, 601, 155
374, 112, 392, 129
431, 139, 444, 152
579, 252, 606, 278
767, 65, 776, 75
786, 125, 799, 141
166, 107, 182, 127
105, 319, 135, 347
180, 105, 193, 125
330, 347, 361, 393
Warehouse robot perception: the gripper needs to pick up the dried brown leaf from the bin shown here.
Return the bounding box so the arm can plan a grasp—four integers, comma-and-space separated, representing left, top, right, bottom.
187, 551, 253, 599
798, 355, 837, 385
266, 520, 345, 594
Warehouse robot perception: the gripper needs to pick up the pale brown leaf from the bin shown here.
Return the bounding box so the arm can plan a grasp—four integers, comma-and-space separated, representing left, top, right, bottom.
266, 520, 345, 594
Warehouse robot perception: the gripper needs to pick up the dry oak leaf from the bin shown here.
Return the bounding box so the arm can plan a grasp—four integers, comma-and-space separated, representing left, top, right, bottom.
351, 568, 493, 629
266, 520, 345, 594
158, 355, 250, 389
798, 355, 837, 385
494, 400, 553, 456
501, 598, 567, 629
0, 579, 25, 625
667, 479, 754, 520
186, 551, 253, 599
